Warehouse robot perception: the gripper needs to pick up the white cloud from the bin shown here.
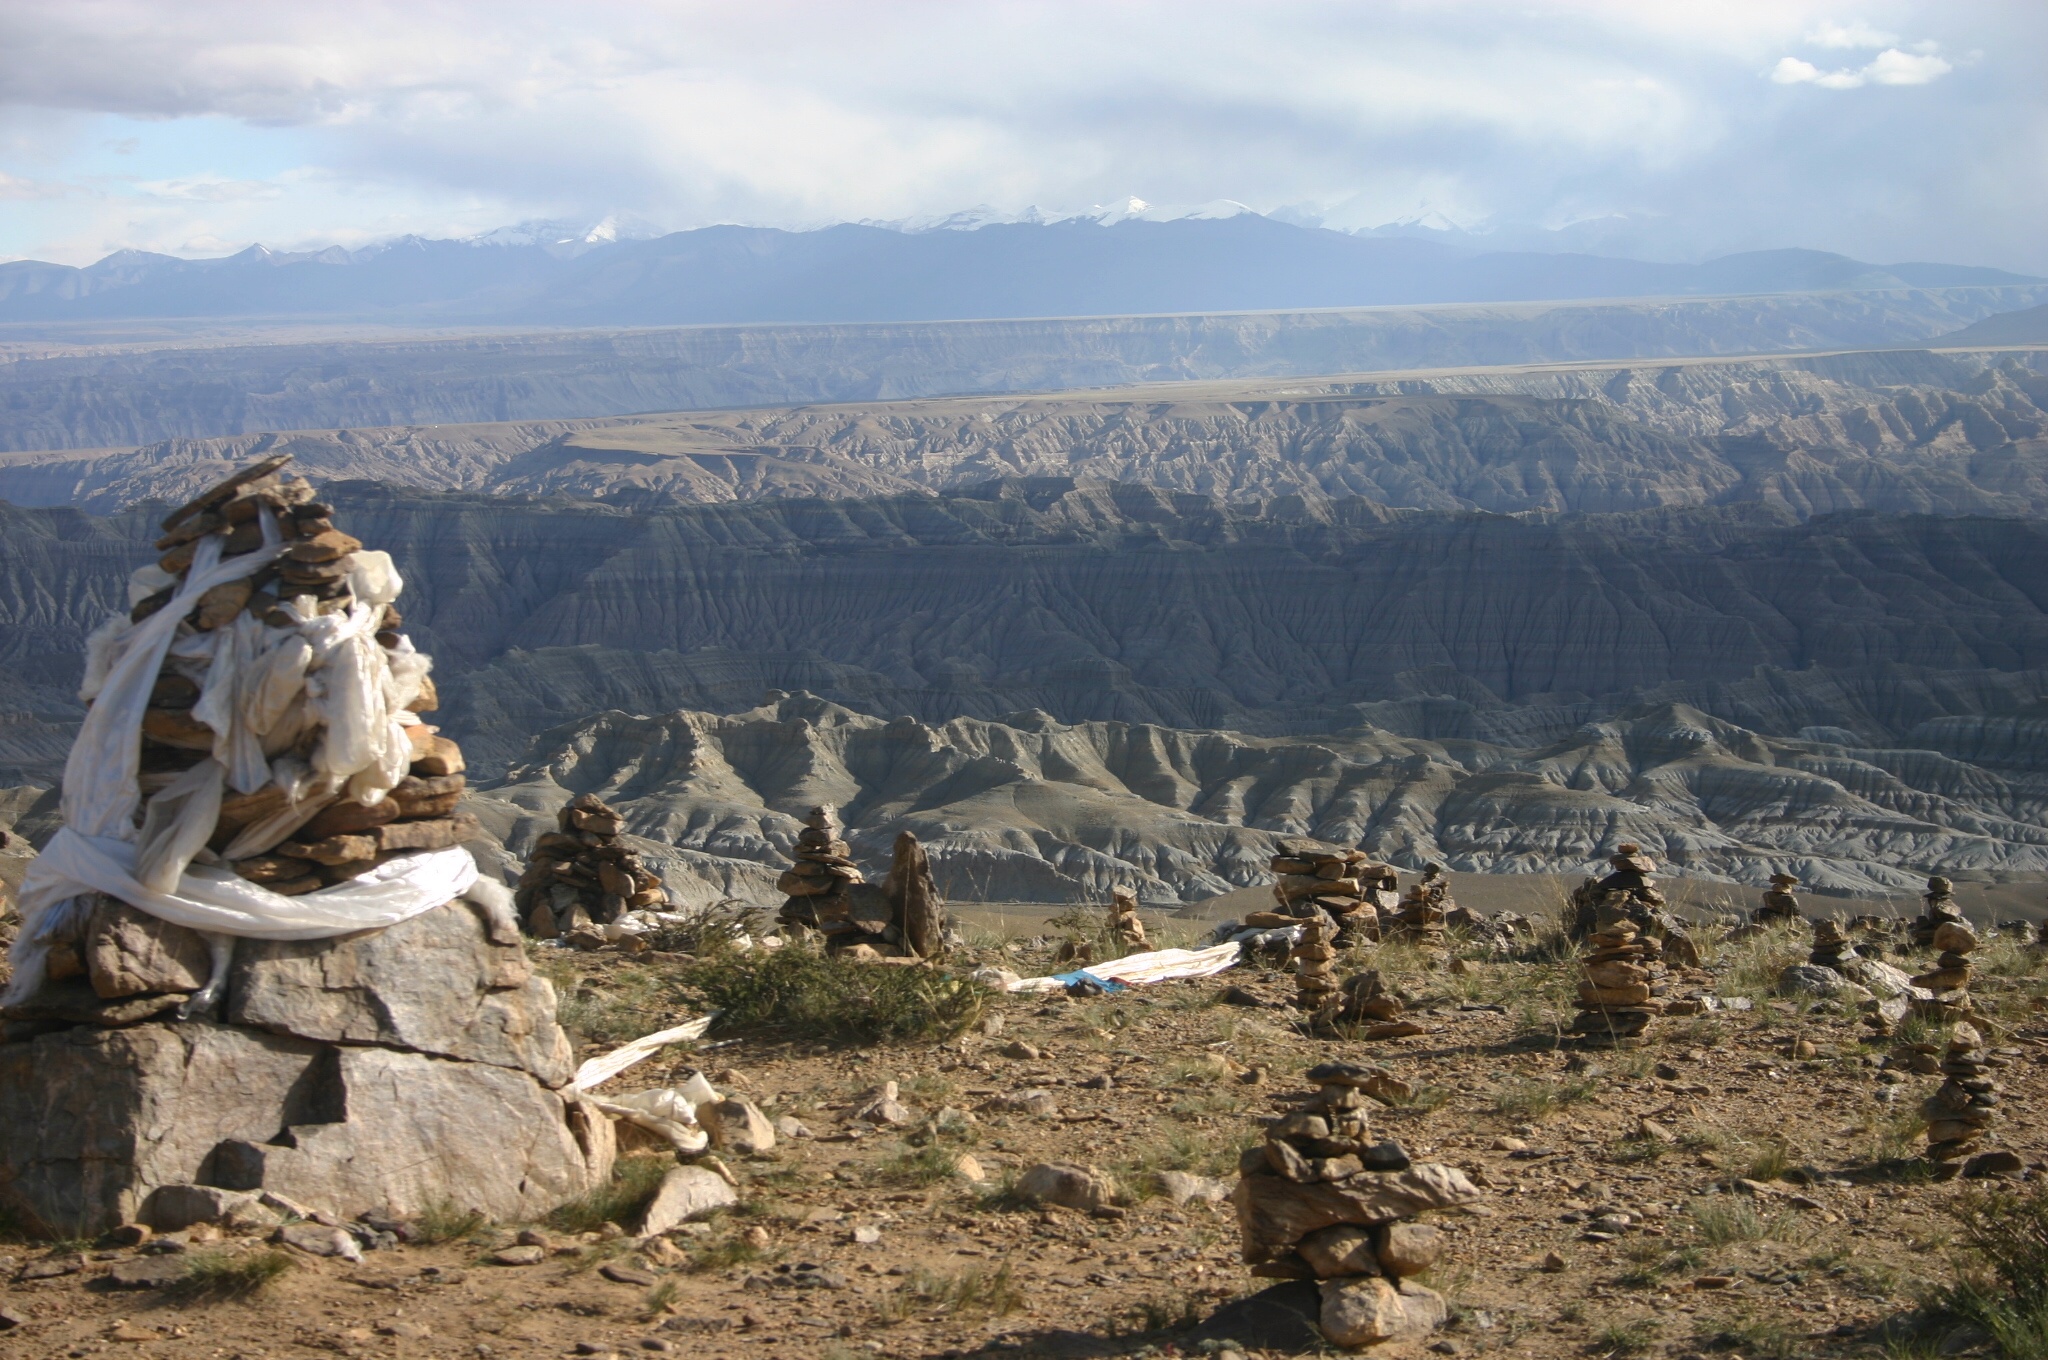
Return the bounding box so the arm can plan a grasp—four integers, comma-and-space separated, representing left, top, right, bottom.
1807, 21, 1898, 49
0, 2, 2040, 271
1768, 43, 1953, 89
1866, 48, 1953, 84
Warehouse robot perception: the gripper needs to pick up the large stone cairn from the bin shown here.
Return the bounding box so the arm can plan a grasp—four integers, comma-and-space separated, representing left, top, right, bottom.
1910, 916, 1979, 1021
125, 456, 477, 895
1109, 886, 1148, 950
1570, 914, 1662, 1048
515, 793, 670, 939
1258, 839, 1397, 944
775, 806, 948, 959
1567, 843, 1700, 966
1754, 872, 1804, 925
0, 459, 612, 1236
1232, 1060, 1482, 1348
1924, 1021, 1997, 1163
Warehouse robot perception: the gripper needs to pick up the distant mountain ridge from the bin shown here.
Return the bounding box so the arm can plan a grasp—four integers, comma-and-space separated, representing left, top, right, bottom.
1, 214, 2036, 327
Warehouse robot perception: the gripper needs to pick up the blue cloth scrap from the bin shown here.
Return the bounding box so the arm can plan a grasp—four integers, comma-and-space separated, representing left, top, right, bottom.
1051, 969, 1127, 993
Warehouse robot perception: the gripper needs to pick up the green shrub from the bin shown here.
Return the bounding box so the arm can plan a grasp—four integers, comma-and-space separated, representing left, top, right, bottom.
1939, 1182, 2048, 1359
681, 944, 991, 1044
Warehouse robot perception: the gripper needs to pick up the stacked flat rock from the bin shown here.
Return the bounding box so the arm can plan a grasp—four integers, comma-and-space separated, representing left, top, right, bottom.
1386, 864, 1452, 954
1259, 839, 1392, 943
1232, 1060, 1482, 1348
2036, 917, 2048, 951
107, 456, 474, 896
1318, 969, 1427, 1040
1909, 876, 1967, 949
1291, 915, 1340, 1011
1909, 918, 1979, 1020
514, 794, 669, 939
1109, 887, 1148, 950
1754, 873, 1804, 925
1924, 1022, 1998, 1163
775, 809, 948, 959
1809, 919, 1858, 970
1567, 843, 1700, 966
1570, 916, 1661, 1047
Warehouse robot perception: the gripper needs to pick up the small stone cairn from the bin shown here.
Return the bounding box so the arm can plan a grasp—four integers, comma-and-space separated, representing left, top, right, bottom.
1754, 872, 1804, 925
1924, 1021, 1997, 1164
1909, 876, 1967, 949
1109, 887, 1148, 950
514, 793, 670, 940
1257, 839, 1392, 943
1232, 1060, 1482, 1348
1910, 917, 1979, 1021
775, 807, 948, 959
1318, 969, 1427, 1041
1570, 915, 1661, 1047
1808, 918, 1858, 971
1291, 915, 1340, 1011
1386, 863, 1452, 955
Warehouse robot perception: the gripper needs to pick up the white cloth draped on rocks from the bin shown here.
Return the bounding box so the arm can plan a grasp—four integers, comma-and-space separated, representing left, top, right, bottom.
4, 520, 466, 1006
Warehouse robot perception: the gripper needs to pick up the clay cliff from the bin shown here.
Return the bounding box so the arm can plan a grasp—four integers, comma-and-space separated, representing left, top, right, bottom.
467, 693, 2048, 903
3, 287, 2042, 452
8, 351, 2045, 521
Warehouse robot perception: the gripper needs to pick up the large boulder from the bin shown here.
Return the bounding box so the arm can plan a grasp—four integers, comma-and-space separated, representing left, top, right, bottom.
228, 898, 575, 1087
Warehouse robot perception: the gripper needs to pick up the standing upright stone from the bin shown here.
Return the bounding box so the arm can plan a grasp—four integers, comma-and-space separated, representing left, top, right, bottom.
884, 831, 949, 960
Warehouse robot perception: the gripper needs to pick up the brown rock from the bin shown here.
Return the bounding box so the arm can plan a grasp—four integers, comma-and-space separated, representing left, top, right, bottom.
410, 736, 466, 777
299, 797, 402, 840
84, 899, 211, 1000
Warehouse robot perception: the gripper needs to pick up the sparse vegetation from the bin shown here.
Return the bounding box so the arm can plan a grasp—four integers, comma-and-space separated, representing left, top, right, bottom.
1494, 1074, 1600, 1121
876, 1262, 1024, 1323
171, 1248, 293, 1302
1936, 1182, 2048, 1359
679, 943, 991, 1043
545, 1152, 675, 1235
413, 1198, 489, 1245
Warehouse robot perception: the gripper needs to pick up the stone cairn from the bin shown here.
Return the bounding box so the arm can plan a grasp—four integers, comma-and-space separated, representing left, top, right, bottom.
1570, 915, 1662, 1048
1254, 839, 1396, 943
1232, 1060, 1482, 1349
1754, 872, 1804, 925
1385, 863, 1452, 955
119, 457, 478, 895
1910, 917, 1979, 1021
1291, 915, 1340, 1012
1108, 886, 1148, 950
1909, 876, 1967, 949
515, 793, 671, 941
1567, 843, 1700, 966
1924, 1021, 1998, 1164
0, 457, 611, 1237
776, 806, 948, 959
1808, 918, 1858, 972
1317, 968, 1427, 1041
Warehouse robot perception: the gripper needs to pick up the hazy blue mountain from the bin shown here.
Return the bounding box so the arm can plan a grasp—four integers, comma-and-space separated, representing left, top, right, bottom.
1, 217, 2036, 327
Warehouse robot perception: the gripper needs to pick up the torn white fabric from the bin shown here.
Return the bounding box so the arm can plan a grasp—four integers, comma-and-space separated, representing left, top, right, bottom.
570, 1015, 717, 1091
587, 1071, 722, 1154
979, 942, 1243, 994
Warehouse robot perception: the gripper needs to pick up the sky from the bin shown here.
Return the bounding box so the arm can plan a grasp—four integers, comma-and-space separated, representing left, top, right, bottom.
1, 1, 2044, 271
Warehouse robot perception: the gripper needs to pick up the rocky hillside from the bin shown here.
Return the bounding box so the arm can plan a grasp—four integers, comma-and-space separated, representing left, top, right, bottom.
3, 287, 2043, 452
0, 477, 2042, 776
467, 692, 2048, 903
8, 350, 2045, 519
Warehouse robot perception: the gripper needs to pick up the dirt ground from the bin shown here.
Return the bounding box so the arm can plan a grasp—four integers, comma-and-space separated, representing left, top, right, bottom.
6, 907, 2048, 1360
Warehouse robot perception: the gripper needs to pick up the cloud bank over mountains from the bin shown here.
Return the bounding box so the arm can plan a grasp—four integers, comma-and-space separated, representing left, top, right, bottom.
0, 2, 2042, 272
